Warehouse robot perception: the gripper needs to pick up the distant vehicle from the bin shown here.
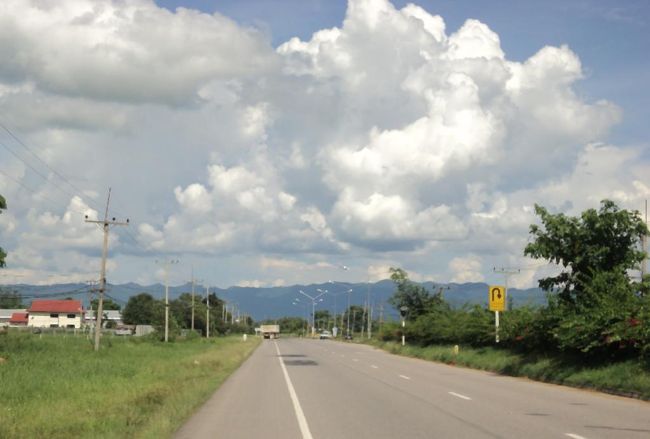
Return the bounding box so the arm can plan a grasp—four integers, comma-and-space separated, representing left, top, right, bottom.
260, 324, 280, 339
319, 330, 332, 340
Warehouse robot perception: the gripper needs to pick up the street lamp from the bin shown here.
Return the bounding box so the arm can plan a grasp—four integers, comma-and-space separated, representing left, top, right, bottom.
299, 289, 326, 337
156, 258, 179, 342
323, 285, 353, 338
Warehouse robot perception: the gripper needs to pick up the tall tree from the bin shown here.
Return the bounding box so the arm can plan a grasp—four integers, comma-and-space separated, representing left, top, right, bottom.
0, 289, 22, 308
524, 200, 648, 305
388, 267, 439, 319
0, 195, 6, 267
122, 293, 163, 325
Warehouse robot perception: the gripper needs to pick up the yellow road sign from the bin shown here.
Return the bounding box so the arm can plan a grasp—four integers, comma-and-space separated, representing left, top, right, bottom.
489, 285, 506, 311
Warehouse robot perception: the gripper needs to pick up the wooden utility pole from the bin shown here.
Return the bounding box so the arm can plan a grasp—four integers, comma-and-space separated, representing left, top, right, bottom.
85, 188, 128, 352
642, 200, 648, 280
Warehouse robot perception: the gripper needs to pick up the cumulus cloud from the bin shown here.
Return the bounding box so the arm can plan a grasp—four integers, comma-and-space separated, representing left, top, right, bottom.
0, 0, 645, 288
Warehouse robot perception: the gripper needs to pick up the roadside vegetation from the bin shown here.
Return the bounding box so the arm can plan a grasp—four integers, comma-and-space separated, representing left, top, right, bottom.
0, 331, 260, 438
373, 200, 650, 398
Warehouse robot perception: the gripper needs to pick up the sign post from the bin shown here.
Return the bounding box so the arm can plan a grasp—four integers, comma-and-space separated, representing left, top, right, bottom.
488, 285, 506, 343
399, 306, 408, 346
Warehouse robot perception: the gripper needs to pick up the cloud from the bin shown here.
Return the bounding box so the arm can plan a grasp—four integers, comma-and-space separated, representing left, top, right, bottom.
0, 0, 277, 106
449, 255, 484, 283
0, 0, 645, 289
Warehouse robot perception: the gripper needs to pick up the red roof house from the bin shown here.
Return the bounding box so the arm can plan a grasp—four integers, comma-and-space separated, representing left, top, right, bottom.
28, 299, 84, 329
9, 312, 28, 325
28, 300, 83, 314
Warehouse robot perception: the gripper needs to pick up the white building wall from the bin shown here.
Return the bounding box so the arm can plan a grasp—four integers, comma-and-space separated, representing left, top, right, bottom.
29, 312, 82, 328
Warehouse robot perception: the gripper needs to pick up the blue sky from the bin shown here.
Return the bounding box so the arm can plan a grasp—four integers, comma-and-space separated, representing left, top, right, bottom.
0, 0, 648, 288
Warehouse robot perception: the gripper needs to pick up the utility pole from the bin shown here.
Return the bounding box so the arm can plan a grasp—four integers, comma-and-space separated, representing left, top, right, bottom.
190, 268, 196, 332
206, 285, 210, 338
367, 277, 372, 339
157, 259, 179, 342
642, 200, 648, 280
85, 188, 128, 352
493, 267, 520, 343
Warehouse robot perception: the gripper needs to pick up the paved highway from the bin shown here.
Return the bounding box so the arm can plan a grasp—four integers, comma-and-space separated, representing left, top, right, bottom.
175, 338, 650, 439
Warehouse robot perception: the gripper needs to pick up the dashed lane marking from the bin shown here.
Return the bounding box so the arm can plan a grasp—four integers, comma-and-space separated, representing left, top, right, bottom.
274, 342, 313, 439
448, 392, 472, 400
399, 374, 411, 380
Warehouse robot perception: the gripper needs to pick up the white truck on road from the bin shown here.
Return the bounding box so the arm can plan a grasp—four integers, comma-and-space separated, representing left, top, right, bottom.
259, 324, 280, 339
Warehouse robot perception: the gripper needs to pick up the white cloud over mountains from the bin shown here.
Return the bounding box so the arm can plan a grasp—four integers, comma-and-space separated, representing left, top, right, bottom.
0, 0, 646, 287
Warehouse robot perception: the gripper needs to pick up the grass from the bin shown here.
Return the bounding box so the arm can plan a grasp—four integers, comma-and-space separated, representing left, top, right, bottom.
0, 330, 260, 438
364, 339, 650, 400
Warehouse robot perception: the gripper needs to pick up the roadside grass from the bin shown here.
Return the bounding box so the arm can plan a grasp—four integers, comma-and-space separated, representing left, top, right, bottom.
365, 340, 650, 400
0, 330, 260, 438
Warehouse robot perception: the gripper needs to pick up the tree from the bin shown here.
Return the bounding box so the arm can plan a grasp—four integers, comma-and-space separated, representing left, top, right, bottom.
0, 289, 22, 308
524, 200, 648, 306
91, 298, 121, 311
387, 267, 439, 319
0, 195, 6, 267
524, 200, 649, 357
122, 293, 163, 325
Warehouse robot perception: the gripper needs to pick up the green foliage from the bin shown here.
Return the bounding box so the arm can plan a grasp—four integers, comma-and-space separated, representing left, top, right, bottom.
342, 305, 366, 333
122, 293, 163, 325
524, 200, 648, 305
0, 290, 23, 308
388, 267, 440, 319
90, 298, 121, 311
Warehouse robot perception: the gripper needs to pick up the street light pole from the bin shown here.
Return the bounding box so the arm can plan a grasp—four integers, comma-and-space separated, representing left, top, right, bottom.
299, 289, 326, 337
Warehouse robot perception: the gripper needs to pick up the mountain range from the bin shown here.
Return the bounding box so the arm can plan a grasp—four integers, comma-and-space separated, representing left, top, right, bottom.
4, 280, 547, 321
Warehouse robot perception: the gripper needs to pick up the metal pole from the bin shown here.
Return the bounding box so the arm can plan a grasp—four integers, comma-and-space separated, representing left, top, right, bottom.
206, 286, 210, 338
347, 290, 351, 337
190, 269, 195, 331
164, 263, 169, 343
401, 318, 405, 346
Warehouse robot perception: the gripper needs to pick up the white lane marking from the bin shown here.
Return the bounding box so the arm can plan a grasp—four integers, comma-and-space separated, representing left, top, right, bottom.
274, 342, 313, 439
565, 434, 587, 439
399, 374, 411, 380
370, 365, 379, 369
353, 358, 359, 362
448, 391, 472, 400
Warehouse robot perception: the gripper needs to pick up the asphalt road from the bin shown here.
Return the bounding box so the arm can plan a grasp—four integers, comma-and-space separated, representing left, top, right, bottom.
175, 338, 650, 439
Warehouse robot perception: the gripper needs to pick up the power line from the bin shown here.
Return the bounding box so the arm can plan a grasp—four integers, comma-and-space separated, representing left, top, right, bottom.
0, 117, 89, 202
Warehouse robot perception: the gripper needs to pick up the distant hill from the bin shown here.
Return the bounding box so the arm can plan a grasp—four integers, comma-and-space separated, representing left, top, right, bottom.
4, 280, 546, 321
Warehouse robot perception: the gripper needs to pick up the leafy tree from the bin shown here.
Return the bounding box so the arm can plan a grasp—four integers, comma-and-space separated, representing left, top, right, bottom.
90, 298, 121, 311
342, 305, 365, 334
524, 200, 649, 358
387, 267, 441, 319
122, 293, 163, 325
0, 289, 22, 308
0, 195, 6, 267
314, 310, 331, 330
524, 200, 648, 306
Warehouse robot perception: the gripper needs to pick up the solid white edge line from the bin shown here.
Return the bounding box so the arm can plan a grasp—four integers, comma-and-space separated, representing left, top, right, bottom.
274, 341, 314, 439
399, 374, 411, 380
565, 434, 587, 439
448, 391, 472, 400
